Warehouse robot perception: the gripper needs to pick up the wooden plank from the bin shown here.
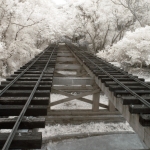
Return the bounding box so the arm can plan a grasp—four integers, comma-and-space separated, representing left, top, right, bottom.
109, 85, 149, 91
57, 57, 76, 62
52, 86, 93, 90
0, 85, 51, 90
11, 74, 53, 77
129, 105, 150, 114
0, 117, 45, 129
57, 53, 73, 57
46, 115, 125, 124
121, 96, 150, 105
0, 105, 47, 116
105, 81, 150, 87
53, 77, 94, 85
0, 97, 49, 105
50, 89, 100, 106
47, 109, 120, 116
14, 71, 54, 74
6, 77, 52, 81
1, 90, 50, 97
113, 90, 150, 96
55, 64, 81, 70
0, 132, 42, 149
1, 81, 52, 85
101, 78, 145, 83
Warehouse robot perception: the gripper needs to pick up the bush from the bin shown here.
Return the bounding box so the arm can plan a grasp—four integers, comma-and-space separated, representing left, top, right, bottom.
97, 26, 150, 68
0, 41, 41, 77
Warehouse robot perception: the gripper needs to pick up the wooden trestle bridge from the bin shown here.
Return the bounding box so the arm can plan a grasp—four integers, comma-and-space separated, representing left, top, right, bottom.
0, 43, 150, 149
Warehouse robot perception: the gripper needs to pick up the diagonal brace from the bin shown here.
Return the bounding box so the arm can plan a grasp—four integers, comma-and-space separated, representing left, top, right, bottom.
50, 88, 108, 108
52, 88, 108, 108
50, 89, 100, 106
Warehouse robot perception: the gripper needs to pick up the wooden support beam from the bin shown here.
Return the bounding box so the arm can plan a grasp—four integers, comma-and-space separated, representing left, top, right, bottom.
50, 89, 100, 106
92, 90, 101, 112
52, 88, 108, 108
53, 86, 93, 90
46, 115, 125, 124
54, 72, 66, 77
57, 57, 76, 62
108, 100, 116, 112
55, 64, 81, 70
53, 77, 94, 85
47, 109, 120, 116
57, 53, 73, 57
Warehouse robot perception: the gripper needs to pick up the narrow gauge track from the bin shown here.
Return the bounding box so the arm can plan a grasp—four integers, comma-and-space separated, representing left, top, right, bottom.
68, 44, 150, 127
0, 45, 58, 149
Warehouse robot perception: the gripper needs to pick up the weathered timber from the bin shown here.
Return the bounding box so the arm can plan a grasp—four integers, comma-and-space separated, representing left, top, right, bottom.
6, 77, 52, 81
1, 81, 52, 85
52, 88, 107, 108
121, 96, 150, 105
105, 81, 150, 87
46, 115, 125, 124
129, 105, 150, 114
1, 90, 50, 97
0, 97, 49, 105
50, 89, 100, 106
92, 90, 101, 111
0, 85, 51, 90
0, 117, 45, 129
53, 77, 94, 85
14, 71, 54, 74
57, 57, 76, 62
109, 85, 149, 91
139, 114, 150, 126
113, 90, 150, 97
47, 109, 120, 116
0, 132, 42, 149
98, 75, 138, 79
101, 78, 145, 83
0, 105, 47, 116
11, 74, 53, 77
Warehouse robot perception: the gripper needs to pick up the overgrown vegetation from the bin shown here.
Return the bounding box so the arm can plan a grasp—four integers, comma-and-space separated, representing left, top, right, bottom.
0, 0, 150, 78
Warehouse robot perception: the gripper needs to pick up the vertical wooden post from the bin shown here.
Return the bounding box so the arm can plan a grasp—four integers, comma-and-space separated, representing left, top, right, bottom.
92, 91, 100, 112
108, 100, 116, 112
49, 93, 51, 110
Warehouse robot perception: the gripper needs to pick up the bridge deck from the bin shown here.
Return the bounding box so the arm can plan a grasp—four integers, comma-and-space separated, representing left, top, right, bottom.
66, 43, 150, 148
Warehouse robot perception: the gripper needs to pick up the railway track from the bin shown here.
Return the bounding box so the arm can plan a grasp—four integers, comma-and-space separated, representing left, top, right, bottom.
69, 44, 150, 126
0, 45, 58, 149
1, 42, 150, 149
67, 44, 150, 148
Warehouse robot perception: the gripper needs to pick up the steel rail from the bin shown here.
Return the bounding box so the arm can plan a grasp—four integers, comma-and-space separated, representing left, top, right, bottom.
73, 45, 150, 91
2, 45, 57, 150
69, 45, 150, 108
0, 46, 51, 97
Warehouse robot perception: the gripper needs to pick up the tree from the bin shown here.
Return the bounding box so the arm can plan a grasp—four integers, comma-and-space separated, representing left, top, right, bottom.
111, 0, 150, 27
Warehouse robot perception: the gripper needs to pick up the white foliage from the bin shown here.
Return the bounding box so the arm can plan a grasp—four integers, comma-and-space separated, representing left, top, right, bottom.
97, 26, 150, 68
